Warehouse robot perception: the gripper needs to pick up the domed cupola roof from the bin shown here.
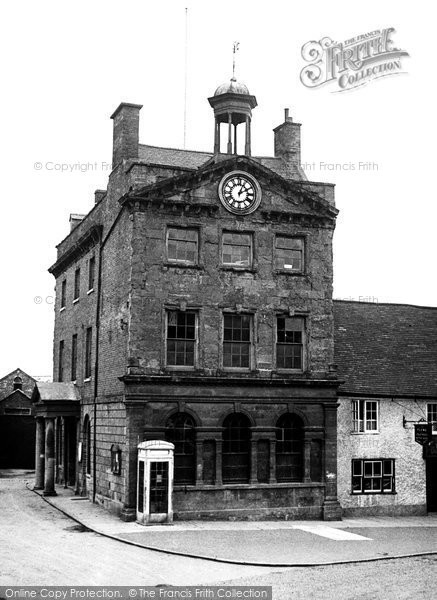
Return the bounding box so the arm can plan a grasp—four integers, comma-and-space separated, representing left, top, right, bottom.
214, 77, 251, 97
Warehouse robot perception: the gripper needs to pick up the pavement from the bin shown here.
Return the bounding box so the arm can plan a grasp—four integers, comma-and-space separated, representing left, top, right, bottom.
20, 471, 436, 568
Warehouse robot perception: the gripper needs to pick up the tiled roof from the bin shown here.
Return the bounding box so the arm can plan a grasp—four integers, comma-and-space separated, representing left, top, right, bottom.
334, 300, 437, 397
32, 382, 80, 402
137, 145, 305, 180
138, 145, 212, 170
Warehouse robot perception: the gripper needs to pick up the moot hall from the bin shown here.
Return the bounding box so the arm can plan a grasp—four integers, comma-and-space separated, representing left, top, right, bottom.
30, 73, 437, 522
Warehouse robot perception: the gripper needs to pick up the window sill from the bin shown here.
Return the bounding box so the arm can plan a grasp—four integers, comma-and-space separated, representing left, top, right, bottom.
350, 431, 380, 435
59, 306, 66, 313
72, 298, 79, 304
87, 288, 94, 295
83, 377, 92, 383
220, 266, 256, 274
174, 481, 324, 491
164, 366, 196, 372
163, 262, 203, 270
275, 270, 305, 276
351, 491, 396, 496
221, 368, 253, 374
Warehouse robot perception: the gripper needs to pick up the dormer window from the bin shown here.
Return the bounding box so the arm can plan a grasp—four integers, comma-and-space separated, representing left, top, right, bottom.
13, 376, 23, 391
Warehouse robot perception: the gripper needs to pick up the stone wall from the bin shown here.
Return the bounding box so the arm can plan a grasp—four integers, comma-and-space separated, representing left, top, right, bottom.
337, 396, 427, 515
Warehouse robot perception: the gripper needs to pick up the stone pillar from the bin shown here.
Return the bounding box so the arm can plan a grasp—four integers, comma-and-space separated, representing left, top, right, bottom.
74, 417, 80, 495
215, 439, 223, 486
234, 124, 237, 155
214, 119, 220, 154
227, 114, 232, 154
245, 116, 251, 156
34, 417, 45, 490
120, 446, 137, 522
304, 437, 312, 483
195, 440, 203, 485
43, 418, 57, 496
63, 417, 68, 489
269, 438, 277, 484
249, 438, 258, 484
322, 404, 342, 520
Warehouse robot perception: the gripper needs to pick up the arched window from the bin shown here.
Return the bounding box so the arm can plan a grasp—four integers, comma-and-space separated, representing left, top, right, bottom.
83, 415, 91, 475
165, 413, 196, 485
276, 414, 304, 482
222, 413, 251, 484
13, 376, 23, 391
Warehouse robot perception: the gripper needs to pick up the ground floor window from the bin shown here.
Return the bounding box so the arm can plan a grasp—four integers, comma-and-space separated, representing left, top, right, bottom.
222, 413, 251, 483
352, 458, 395, 494
276, 414, 304, 482
165, 412, 196, 485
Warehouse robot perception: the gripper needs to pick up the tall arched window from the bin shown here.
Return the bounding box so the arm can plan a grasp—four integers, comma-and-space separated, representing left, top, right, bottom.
222, 413, 251, 483
165, 413, 196, 485
83, 415, 91, 475
276, 414, 303, 482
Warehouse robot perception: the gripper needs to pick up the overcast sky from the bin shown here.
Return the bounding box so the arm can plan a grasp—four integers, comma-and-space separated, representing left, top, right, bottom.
0, 0, 434, 378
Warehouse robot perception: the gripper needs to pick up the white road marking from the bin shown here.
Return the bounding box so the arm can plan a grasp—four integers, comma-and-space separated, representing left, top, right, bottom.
295, 525, 372, 541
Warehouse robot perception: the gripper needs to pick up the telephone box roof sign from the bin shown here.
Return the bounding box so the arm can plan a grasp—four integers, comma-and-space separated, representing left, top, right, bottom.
138, 440, 174, 450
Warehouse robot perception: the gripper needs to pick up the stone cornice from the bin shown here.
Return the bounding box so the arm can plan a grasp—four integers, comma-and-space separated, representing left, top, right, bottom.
120, 374, 341, 389
49, 224, 103, 278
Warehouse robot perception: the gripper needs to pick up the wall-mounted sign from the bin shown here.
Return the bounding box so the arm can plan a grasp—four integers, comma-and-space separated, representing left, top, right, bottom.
415, 424, 432, 446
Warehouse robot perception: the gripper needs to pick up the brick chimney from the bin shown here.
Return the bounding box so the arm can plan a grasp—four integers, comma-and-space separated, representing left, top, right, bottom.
273, 108, 302, 166
110, 103, 143, 168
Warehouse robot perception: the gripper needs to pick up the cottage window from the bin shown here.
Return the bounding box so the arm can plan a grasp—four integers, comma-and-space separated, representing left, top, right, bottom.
427, 403, 437, 434
352, 459, 395, 494
352, 400, 378, 432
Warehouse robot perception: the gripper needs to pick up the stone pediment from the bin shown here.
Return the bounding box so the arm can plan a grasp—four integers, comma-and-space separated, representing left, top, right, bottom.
121, 155, 337, 223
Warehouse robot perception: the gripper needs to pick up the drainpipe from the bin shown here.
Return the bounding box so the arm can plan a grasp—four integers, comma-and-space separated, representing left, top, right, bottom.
92, 236, 103, 503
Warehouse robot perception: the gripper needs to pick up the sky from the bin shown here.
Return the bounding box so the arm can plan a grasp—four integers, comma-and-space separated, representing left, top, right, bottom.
0, 0, 435, 378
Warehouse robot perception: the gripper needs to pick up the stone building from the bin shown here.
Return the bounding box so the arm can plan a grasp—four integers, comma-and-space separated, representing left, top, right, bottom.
334, 301, 437, 515
33, 77, 437, 520
37, 77, 343, 521
0, 368, 36, 468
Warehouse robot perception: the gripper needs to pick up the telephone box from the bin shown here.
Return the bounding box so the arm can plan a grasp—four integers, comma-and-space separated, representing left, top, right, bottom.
137, 440, 174, 525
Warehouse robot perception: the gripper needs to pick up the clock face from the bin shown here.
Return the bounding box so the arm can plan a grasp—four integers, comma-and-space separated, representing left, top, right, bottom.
218, 171, 262, 215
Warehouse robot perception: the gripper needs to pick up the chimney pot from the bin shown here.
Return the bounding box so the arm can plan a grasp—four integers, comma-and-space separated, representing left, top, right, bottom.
69, 214, 85, 232
94, 189, 106, 205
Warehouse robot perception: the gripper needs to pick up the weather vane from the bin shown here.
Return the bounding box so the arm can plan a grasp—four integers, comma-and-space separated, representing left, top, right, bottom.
232, 41, 240, 79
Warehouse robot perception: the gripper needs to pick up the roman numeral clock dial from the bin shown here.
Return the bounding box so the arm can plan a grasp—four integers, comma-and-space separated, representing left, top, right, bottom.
218, 171, 262, 215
